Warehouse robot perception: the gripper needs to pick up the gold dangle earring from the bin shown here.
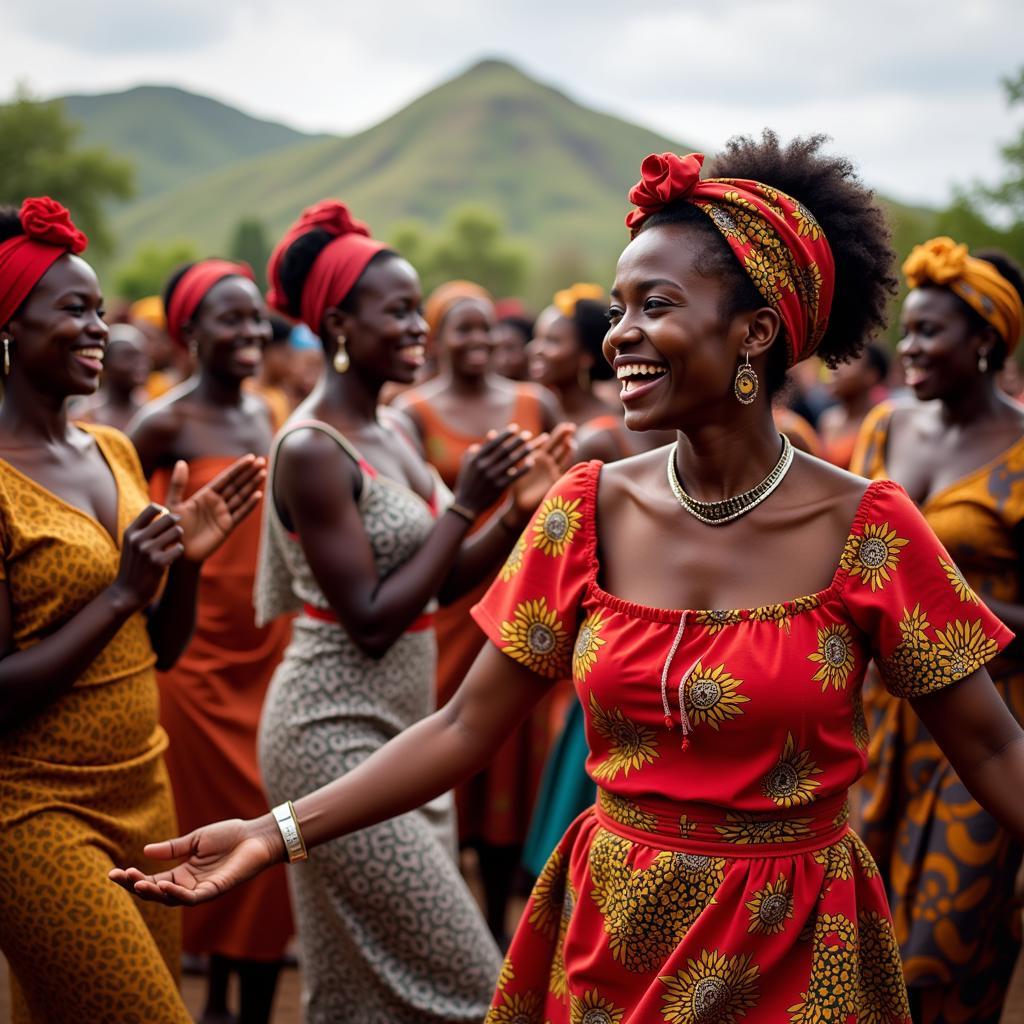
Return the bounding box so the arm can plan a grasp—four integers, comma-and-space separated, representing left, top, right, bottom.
334, 334, 350, 374
2, 337, 9, 376
734, 351, 758, 405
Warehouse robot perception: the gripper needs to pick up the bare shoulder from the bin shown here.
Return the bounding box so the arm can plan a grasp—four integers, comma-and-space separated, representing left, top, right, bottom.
595, 446, 668, 510
379, 406, 426, 457
783, 452, 871, 529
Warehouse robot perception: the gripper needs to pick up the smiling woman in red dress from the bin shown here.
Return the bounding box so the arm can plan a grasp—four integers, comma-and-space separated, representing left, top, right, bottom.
116, 135, 1024, 1023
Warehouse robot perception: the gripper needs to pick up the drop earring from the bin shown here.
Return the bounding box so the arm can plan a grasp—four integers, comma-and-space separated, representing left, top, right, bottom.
978, 349, 989, 374
334, 334, 350, 374
2, 338, 9, 376
734, 351, 758, 405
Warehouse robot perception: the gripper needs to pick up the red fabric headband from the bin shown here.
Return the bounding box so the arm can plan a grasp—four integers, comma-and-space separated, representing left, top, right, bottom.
0, 197, 88, 328
165, 259, 255, 346
626, 153, 835, 364
266, 200, 387, 333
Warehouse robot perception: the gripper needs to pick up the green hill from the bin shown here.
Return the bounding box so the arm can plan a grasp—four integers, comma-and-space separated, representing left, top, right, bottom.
107, 60, 690, 291
62, 85, 320, 199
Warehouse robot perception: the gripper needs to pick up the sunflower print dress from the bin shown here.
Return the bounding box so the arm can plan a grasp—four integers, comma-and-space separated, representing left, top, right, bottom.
470, 460, 1012, 1024
851, 401, 1024, 1023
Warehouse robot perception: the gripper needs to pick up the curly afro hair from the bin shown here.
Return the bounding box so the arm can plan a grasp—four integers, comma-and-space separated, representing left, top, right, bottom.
638, 131, 897, 394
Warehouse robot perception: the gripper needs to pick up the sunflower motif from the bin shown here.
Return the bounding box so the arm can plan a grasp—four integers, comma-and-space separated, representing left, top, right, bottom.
745, 874, 793, 935
695, 608, 743, 634
549, 877, 576, 999
939, 556, 979, 604
496, 956, 515, 992
814, 837, 854, 883
881, 605, 939, 697
934, 618, 998, 681
569, 989, 624, 1024
589, 692, 659, 780
500, 597, 571, 677
598, 788, 658, 832
842, 521, 909, 591
500, 535, 526, 582
683, 660, 750, 731
573, 611, 607, 680
661, 948, 760, 1024
762, 732, 822, 808
848, 831, 879, 878
791, 201, 823, 240
856, 911, 912, 1023
808, 622, 856, 691
715, 811, 811, 846
588, 829, 724, 973
532, 495, 583, 557
679, 815, 697, 839
851, 693, 869, 750
705, 204, 742, 240
743, 249, 785, 304
484, 989, 544, 1024
833, 800, 851, 829
750, 595, 822, 631
788, 913, 858, 1023
528, 847, 566, 938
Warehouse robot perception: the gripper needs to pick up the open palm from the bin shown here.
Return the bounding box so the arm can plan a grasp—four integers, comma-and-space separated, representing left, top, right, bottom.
165, 455, 267, 562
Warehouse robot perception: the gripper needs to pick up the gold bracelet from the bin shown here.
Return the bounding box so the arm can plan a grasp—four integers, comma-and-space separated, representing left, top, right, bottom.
447, 502, 476, 524
271, 801, 308, 863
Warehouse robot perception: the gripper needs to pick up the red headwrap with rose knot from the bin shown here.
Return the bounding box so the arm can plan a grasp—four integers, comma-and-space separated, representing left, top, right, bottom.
0, 197, 89, 327
626, 153, 835, 364
266, 200, 388, 334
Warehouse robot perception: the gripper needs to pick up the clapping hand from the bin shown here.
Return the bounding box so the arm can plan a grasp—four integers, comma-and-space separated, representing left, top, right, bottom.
511, 422, 577, 514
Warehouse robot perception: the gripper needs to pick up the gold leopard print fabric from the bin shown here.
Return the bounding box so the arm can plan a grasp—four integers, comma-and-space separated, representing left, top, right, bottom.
0, 423, 191, 1023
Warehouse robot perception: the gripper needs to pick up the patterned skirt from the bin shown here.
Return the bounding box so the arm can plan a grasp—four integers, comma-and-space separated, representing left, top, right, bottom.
488, 789, 911, 1023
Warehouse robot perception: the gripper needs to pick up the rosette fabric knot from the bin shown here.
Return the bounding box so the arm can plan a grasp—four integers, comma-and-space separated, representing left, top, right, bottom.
0, 197, 89, 328
266, 199, 387, 334
903, 236, 1022, 352
624, 153, 835, 364
165, 259, 256, 346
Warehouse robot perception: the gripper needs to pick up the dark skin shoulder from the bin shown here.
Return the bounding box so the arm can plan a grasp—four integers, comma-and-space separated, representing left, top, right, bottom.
596, 449, 868, 611
130, 383, 274, 477
885, 396, 1024, 507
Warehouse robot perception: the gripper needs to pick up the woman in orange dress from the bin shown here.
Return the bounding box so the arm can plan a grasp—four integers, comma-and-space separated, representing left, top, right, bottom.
0, 198, 264, 1023
851, 238, 1024, 1022
130, 258, 293, 1024
820, 341, 889, 468
394, 281, 563, 937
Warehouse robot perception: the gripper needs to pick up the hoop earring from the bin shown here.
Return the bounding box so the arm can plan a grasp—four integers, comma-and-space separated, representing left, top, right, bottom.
2, 338, 9, 377
333, 334, 350, 374
978, 350, 989, 374
734, 352, 758, 405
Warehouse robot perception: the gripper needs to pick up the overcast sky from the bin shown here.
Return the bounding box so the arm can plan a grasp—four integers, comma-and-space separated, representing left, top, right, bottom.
4, 0, 1021, 208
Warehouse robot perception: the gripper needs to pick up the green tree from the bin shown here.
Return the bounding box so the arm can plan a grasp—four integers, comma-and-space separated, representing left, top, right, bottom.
0, 85, 134, 260
114, 241, 198, 303
227, 217, 270, 292
979, 68, 1024, 222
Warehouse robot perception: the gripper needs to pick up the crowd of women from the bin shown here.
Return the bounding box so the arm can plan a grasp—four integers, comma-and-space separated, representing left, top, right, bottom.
2, 127, 1024, 1024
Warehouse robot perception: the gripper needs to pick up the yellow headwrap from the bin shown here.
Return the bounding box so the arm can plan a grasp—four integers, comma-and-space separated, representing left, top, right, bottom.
553, 282, 605, 319
129, 295, 167, 330
423, 281, 493, 340
903, 237, 1023, 353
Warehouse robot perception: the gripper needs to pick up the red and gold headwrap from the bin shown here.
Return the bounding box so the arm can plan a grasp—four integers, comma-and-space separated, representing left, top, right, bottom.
903, 237, 1023, 354
423, 281, 494, 340
266, 200, 388, 334
626, 152, 835, 365
553, 282, 605, 319
164, 259, 255, 346
0, 197, 88, 327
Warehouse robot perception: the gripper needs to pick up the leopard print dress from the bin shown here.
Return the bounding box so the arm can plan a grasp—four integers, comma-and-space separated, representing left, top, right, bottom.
0, 424, 190, 1023
255, 420, 501, 1024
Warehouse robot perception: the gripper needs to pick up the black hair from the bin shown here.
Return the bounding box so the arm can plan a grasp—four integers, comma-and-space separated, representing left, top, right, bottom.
638, 131, 897, 395
274, 228, 397, 347
161, 262, 195, 316
497, 314, 535, 343
862, 341, 890, 383
950, 249, 1024, 372
572, 299, 615, 381
268, 314, 293, 346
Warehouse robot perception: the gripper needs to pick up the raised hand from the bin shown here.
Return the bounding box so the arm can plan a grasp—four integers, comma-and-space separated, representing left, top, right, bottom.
511, 422, 577, 514
166, 455, 267, 563
108, 505, 185, 612
452, 425, 536, 517
108, 815, 282, 907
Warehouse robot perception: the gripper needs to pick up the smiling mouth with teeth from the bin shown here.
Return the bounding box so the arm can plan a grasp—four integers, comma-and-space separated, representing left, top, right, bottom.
75, 347, 105, 362
616, 362, 668, 392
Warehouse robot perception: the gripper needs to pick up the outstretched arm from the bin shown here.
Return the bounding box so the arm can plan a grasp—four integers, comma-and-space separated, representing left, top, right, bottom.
111, 643, 549, 904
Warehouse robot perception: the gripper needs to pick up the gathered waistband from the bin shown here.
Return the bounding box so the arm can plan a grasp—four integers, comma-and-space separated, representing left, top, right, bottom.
302, 603, 435, 633
594, 788, 850, 857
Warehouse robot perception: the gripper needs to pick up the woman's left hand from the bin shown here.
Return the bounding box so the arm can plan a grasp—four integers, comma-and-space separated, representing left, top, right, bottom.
511, 422, 576, 514
165, 455, 268, 563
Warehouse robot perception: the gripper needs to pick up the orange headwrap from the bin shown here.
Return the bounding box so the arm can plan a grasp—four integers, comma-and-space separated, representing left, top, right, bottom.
626, 152, 835, 365
553, 282, 605, 319
902, 237, 1023, 353
423, 281, 493, 340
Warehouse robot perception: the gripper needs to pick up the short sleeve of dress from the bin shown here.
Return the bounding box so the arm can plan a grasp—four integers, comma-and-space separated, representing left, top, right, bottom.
471, 461, 597, 679
842, 479, 1014, 698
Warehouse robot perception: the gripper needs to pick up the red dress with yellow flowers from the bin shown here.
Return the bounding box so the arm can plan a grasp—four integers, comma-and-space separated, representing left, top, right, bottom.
471, 461, 1012, 1024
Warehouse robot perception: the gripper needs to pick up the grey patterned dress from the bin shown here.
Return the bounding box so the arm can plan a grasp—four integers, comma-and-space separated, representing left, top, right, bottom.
255, 421, 501, 1024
